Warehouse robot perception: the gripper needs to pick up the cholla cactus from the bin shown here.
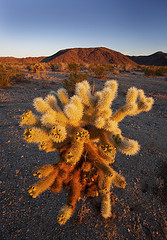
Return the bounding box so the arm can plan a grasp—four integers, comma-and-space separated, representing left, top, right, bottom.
20, 80, 154, 225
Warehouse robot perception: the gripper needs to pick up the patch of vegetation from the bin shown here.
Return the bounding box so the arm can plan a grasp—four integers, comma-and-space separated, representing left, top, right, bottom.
63, 73, 88, 95
0, 64, 26, 88
119, 64, 135, 73
68, 62, 81, 73
27, 63, 46, 73
0, 64, 11, 88
88, 64, 109, 78
112, 69, 120, 75
142, 66, 167, 76
50, 63, 68, 72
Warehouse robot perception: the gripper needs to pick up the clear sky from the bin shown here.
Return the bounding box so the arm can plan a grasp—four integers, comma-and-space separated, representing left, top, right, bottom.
0, 0, 167, 57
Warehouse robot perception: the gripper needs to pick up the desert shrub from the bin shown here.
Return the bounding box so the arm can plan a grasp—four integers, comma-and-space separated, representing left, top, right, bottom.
94, 65, 107, 78
20, 80, 154, 225
63, 73, 88, 95
79, 63, 86, 71
121, 64, 134, 72
154, 67, 167, 76
62, 63, 68, 71
28, 63, 46, 73
103, 64, 115, 72
143, 67, 155, 76
0, 65, 12, 88
28, 63, 47, 79
143, 66, 167, 76
26, 65, 32, 72
50, 63, 67, 72
89, 64, 109, 79
136, 65, 145, 72
10, 71, 26, 83
59, 63, 68, 72
50, 64, 56, 72
112, 68, 120, 75
0, 65, 26, 88
68, 62, 80, 73
88, 64, 96, 75
40, 70, 51, 81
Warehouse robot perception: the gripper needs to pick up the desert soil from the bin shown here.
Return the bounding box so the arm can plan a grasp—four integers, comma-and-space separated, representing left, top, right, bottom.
0, 72, 167, 240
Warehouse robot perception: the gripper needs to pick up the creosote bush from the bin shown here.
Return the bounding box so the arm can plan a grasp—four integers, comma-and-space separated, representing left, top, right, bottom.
88, 64, 109, 79
50, 63, 68, 72
27, 63, 46, 74
63, 73, 88, 95
0, 64, 11, 88
20, 79, 154, 225
0, 64, 26, 88
141, 66, 167, 76
68, 62, 81, 73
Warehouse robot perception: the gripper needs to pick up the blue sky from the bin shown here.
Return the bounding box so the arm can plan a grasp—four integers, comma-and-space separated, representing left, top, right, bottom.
0, 0, 167, 57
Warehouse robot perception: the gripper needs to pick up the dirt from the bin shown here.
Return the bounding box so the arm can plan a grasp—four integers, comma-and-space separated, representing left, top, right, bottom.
0, 72, 167, 240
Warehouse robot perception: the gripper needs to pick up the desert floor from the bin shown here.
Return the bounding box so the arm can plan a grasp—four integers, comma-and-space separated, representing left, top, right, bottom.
0, 72, 167, 240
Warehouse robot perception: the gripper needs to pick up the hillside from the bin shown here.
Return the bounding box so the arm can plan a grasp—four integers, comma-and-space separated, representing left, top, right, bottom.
1, 49, 167, 66
0, 56, 44, 64
128, 51, 167, 66
41, 47, 136, 66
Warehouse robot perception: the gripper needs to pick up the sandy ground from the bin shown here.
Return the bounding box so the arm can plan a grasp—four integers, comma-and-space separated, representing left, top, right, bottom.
0, 72, 167, 240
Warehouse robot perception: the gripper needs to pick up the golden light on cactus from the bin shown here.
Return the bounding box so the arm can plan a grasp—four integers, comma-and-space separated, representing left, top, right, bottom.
20, 79, 154, 225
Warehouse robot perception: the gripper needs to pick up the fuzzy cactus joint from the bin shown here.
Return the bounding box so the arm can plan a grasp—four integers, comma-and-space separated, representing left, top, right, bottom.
20, 80, 154, 225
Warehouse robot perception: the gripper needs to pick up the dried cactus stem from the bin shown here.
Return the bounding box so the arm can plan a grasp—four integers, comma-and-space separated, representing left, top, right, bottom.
67, 170, 82, 209
84, 141, 114, 177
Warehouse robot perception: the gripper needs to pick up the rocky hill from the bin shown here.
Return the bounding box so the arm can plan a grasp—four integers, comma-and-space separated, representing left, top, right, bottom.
1, 49, 166, 66
128, 51, 167, 66
41, 47, 136, 66
0, 56, 44, 64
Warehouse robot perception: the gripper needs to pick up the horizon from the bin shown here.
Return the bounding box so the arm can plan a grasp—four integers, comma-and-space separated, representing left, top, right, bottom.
0, 46, 166, 59
1, 0, 167, 58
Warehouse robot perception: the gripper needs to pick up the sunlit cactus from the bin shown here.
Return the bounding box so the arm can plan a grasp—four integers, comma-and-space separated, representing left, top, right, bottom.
20, 80, 154, 224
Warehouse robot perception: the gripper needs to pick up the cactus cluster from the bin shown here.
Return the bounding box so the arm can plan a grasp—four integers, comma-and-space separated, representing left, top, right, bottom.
20, 80, 154, 225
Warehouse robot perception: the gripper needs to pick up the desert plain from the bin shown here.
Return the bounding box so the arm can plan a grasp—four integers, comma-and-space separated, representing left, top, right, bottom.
0, 68, 167, 240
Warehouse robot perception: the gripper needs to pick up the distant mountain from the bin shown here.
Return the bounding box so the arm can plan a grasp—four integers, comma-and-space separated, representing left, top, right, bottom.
128, 51, 167, 66
1, 49, 166, 66
41, 47, 136, 66
0, 56, 44, 64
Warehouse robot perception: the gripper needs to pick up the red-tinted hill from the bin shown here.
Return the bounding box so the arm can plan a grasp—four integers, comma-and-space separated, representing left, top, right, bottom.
128, 51, 167, 66
0, 56, 44, 64
41, 47, 136, 66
